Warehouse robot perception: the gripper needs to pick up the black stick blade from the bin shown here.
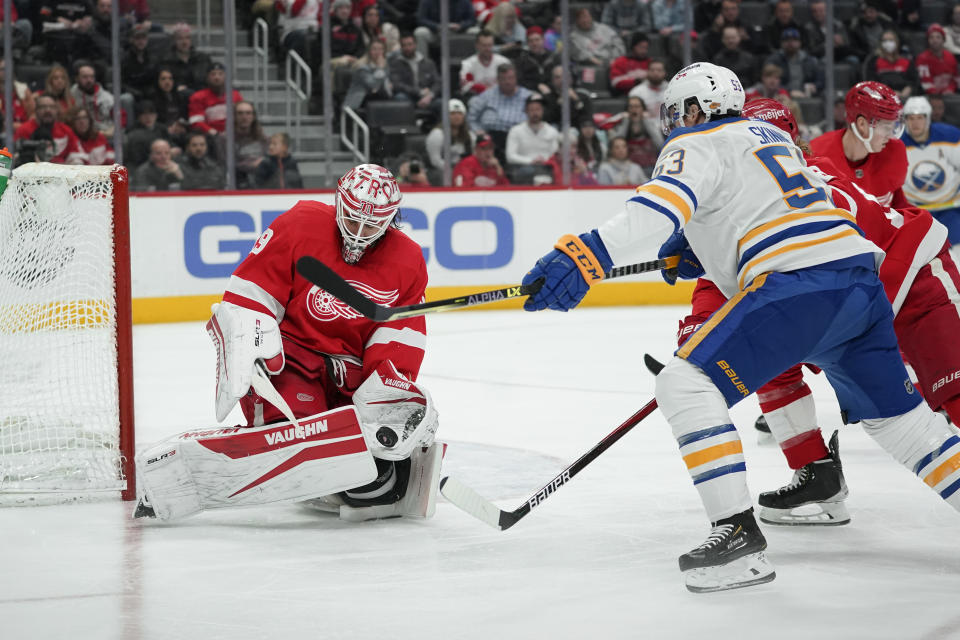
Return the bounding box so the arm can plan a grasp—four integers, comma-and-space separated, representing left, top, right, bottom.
644, 353, 665, 375
296, 256, 387, 321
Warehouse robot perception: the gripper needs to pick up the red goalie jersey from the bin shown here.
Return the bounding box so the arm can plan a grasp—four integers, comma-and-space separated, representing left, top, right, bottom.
222, 200, 428, 423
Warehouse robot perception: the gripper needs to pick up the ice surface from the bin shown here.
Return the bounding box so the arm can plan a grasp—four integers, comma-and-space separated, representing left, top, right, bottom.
2, 307, 959, 639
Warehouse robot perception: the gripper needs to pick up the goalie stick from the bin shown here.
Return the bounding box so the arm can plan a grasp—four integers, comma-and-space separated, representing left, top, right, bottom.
439, 399, 658, 531
295, 256, 680, 322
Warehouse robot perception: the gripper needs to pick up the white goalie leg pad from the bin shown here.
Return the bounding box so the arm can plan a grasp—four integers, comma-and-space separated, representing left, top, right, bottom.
657, 358, 753, 522
136, 406, 378, 520
862, 402, 960, 510
338, 442, 446, 522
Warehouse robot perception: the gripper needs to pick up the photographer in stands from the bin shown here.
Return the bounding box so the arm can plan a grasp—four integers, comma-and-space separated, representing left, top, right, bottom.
13, 95, 86, 166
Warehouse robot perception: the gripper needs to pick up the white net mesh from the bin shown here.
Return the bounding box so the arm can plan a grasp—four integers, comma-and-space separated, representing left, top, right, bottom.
0, 163, 123, 496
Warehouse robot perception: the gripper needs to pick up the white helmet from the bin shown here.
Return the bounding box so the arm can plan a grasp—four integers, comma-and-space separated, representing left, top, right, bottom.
335, 164, 402, 263
902, 96, 932, 142
903, 96, 932, 118
660, 62, 745, 135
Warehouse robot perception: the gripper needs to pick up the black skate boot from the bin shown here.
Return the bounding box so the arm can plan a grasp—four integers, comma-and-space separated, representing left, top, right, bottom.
679, 508, 775, 593
758, 430, 849, 526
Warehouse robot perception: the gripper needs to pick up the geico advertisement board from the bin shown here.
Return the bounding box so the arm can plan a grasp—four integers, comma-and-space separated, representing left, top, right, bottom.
129, 188, 691, 323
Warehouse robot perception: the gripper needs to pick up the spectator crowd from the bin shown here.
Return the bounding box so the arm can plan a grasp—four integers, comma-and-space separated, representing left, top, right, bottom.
2, 0, 960, 189
0, 0, 302, 191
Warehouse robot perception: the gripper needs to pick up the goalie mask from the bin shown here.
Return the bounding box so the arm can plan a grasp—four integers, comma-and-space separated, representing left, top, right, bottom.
660, 62, 745, 136
353, 361, 438, 461
335, 164, 402, 264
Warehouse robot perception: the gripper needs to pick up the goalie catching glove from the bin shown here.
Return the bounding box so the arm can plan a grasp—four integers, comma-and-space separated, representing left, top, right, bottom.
206, 301, 285, 422
352, 360, 439, 461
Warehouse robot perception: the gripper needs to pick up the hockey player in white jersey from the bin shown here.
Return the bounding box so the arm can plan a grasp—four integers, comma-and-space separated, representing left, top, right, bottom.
521, 62, 960, 593
901, 96, 960, 249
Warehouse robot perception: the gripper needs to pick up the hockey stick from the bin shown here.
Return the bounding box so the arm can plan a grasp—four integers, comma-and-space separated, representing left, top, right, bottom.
644, 353, 666, 375
641, 353, 775, 435
295, 256, 679, 322
439, 398, 658, 531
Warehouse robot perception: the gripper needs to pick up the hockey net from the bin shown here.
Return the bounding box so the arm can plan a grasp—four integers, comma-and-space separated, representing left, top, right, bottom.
0, 163, 134, 505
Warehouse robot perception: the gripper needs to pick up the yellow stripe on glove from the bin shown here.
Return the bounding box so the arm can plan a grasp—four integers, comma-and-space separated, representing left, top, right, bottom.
554, 234, 605, 285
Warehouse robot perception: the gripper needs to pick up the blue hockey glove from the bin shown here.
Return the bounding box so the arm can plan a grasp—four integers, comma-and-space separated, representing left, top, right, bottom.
522, 230, 613, 312
658, 231, 704, 285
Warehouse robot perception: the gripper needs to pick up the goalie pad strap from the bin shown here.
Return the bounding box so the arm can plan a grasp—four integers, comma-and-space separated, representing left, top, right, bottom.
554, 234, 605, 284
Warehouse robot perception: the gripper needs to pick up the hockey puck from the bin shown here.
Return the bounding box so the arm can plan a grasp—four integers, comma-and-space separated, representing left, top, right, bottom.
754, 415, 771, 433
376, 427, 398, 448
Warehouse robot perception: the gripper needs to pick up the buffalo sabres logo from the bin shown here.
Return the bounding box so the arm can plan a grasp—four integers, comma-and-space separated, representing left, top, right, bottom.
910, 160, 947, 194
306, 282, 399, 321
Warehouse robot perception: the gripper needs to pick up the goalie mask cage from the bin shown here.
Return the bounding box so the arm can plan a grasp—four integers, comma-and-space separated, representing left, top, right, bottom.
0, 163, 135, 504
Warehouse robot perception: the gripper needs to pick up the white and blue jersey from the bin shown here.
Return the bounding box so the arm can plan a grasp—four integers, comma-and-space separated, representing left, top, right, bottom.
597, 117, 882, 299
596, 117, 919, 421
902, 122, 960, 243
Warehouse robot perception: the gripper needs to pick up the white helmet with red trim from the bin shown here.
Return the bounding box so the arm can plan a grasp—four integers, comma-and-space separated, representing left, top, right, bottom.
335, 164, 402, 263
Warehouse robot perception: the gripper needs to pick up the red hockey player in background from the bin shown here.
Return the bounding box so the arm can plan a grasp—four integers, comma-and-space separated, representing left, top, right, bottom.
810, 81, 910, 208
671, 99, 960, 527
135, 164, 442, 522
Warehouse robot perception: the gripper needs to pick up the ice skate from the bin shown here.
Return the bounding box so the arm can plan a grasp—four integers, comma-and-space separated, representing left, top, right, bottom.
299, 443, 443, 521
679, 508, 775, 593
759, 430, 850, 526
133, 497, 156, 519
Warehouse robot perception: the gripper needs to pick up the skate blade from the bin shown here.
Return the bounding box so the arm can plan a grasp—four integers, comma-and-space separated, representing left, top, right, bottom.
684, 552, 776, 593
132, 499, 156, 519
296, 498, 342, 515
759, 502, 850, 526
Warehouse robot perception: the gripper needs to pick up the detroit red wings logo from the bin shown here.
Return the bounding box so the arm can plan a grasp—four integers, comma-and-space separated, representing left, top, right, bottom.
306, 282, 399, 321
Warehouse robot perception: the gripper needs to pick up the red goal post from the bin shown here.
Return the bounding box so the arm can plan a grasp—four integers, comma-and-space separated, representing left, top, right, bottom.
0, 163, 135, 504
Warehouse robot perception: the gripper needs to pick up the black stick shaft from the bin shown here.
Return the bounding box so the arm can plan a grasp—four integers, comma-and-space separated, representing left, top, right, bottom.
296, 256, 675, 322
498, 398, 659, 529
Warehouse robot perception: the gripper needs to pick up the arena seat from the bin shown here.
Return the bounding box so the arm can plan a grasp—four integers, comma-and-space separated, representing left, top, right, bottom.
591, 96, 628, 116
796, 97, 826, 126
578, 65, 610, 98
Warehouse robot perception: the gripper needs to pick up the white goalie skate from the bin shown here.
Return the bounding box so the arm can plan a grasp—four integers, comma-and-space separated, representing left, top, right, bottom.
299, 442, 445, 521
